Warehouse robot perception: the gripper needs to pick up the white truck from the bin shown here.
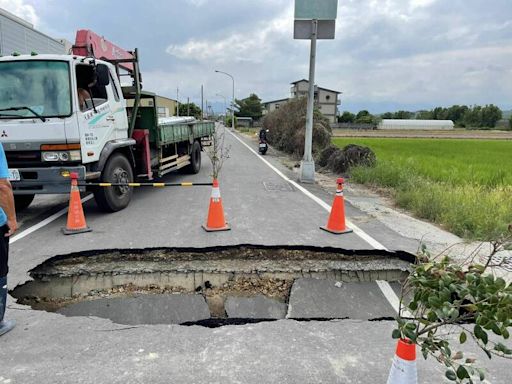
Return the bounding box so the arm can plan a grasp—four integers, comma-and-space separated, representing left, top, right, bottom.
0, 30, 213, 212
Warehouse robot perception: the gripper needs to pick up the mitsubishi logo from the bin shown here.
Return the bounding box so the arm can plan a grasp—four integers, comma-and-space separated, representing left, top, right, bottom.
0, 130, 7, 138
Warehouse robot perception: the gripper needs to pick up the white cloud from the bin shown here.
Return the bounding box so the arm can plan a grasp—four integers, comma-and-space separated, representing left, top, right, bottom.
184, 0, 208, 7
409, 0, 438, 10
0, 0, 39, 26
166, 5, 293, 64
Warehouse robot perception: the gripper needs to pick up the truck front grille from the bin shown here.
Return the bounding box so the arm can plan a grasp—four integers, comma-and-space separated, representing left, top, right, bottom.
5, 151, 45, 168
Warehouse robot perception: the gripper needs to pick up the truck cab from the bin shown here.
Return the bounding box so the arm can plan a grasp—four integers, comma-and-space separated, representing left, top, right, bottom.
0, 29, 213, 213
0, 54, 134, 210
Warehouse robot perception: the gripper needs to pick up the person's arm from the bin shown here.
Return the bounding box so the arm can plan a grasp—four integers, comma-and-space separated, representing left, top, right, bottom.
0, 179, 17, 236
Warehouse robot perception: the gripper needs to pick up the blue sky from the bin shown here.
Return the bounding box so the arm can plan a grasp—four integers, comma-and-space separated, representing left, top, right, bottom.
2, 0, 512, 113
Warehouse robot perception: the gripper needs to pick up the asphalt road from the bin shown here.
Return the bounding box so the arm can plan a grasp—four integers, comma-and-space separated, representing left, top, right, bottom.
1, 126, 510, 383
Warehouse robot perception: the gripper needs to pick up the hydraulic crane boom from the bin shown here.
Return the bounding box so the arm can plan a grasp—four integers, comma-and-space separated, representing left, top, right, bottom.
72, 29, 134, 72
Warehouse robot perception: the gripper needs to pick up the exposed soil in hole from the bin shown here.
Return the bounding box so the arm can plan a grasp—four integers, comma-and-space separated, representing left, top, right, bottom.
12, 245, 413, 325
22, 277, 294, 316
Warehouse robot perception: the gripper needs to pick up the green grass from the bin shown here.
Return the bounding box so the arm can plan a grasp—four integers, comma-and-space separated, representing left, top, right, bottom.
236, 127, 259, 135
333, 138, 512, 240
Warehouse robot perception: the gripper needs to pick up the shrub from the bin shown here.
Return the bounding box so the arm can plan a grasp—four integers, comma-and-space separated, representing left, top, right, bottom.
317, 145, 339, 167
262, 98, 331, 159
326, 145, 376, 174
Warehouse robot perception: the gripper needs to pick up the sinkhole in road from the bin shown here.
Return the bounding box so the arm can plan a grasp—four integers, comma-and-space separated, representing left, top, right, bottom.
12, 245, 414, 327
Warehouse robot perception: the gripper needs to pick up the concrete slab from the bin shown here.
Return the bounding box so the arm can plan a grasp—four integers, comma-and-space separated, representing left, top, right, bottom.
225, 295, 287, 319
1, 310, 510, 384
57, 294, 210, 325
287, 279, 397, 319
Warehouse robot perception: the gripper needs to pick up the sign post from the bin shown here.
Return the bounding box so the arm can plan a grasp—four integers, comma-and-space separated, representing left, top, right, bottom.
294, 0, 338, 183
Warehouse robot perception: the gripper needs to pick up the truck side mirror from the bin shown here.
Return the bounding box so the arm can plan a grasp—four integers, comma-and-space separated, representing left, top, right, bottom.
95, 64, 110, 87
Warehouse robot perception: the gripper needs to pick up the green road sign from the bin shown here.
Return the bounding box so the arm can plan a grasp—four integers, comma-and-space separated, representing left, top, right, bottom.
294, 0, 338, 20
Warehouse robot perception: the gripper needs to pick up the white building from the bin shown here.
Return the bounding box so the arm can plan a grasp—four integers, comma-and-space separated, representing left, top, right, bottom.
263, 79, 341, 124
0, 8, 65, 55
262, 98, 290, 115
378, 119, 454, 130
290, 79, 340, 123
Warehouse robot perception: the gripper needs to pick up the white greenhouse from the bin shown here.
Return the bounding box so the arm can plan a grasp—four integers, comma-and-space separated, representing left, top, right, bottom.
378, 119, 454, 130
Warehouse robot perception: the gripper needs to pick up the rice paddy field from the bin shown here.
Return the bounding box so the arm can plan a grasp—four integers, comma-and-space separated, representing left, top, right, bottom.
332, 138, 512, 240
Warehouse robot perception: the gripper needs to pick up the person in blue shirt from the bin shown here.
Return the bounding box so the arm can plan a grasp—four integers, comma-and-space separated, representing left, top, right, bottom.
0, 143, 17, 337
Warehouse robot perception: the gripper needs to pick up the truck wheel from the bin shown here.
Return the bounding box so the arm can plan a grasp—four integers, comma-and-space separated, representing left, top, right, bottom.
183, 141, 201, 174
14, 194, 35, 211
94, 153, 133, 212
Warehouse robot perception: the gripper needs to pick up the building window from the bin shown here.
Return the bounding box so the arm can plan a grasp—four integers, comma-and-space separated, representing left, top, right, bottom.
275, 104, 280, 110
326, 95, 330, 101
157, 106, 167, 118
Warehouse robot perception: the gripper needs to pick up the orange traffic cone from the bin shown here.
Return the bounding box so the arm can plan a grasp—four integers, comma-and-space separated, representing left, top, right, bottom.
320, 178, 353, 234
62, 172, 91, 235
387, 339, 417, 384
202, 179, 230, 232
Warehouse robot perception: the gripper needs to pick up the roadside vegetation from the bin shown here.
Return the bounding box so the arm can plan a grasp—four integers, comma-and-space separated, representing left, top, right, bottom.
339, 104, 510, 130
263, 98, 331, 158
333, 137, 512, 240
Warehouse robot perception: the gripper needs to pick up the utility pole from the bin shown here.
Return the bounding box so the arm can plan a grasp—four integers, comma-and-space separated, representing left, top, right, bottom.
214, 70, 235, 130
299, 19, 317, 183
176, 87, 179, 117
294, 0, 338, 183
187, 97, 190, 116
201, 85, 204, 120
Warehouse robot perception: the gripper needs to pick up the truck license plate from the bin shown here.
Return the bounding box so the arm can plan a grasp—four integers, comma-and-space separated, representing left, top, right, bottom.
8, 169, 20, 181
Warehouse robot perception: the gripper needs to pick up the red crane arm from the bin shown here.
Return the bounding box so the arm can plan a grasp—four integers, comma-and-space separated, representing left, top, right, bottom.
72, 29, 134, 72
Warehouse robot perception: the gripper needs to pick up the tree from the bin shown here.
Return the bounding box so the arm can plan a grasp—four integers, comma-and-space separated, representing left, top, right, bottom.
225, 115, 237, 128
234, 93, 263, 120
338, 111, 355, 123
480, 104, 502, 128
446, 105, 469, 125
416, 110, 434, 120
463, 106, 482, 128
355, 110, 376, 125
509, 116, 512, 130
393, 110, 414, 119
394, 234, 512, 383
381, 112, 394, 119
176, 103, 202, 119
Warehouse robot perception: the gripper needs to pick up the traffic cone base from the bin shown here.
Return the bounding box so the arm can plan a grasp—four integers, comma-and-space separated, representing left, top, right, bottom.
320, 226, 353, 235
202, 223, 230, 232
203, 179, 230, 232
62, 226, 92, 235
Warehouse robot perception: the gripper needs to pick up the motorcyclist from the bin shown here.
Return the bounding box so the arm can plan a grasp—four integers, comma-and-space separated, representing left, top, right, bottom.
259, 128, 268, 142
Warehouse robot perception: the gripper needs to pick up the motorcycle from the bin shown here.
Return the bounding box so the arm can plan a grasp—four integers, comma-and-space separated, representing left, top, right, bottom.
259, 139, 268, 155
259, 129, 269, 155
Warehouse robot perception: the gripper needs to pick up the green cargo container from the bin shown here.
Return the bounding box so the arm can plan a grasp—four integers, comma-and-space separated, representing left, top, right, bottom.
158, 120, 215, 146
128, 91, 214, 178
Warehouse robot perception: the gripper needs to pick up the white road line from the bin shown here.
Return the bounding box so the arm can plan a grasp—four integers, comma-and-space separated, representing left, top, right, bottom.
376, 280, 412, 317
226, 128, 388, 250
225, 129, 409, 315
9, 195, 93, 244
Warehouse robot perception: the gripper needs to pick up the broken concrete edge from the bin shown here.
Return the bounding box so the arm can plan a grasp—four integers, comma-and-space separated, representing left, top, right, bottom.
26, 243, 418, 276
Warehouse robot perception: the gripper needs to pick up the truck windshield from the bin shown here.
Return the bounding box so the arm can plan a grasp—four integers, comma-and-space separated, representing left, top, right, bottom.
0, 60, 71, 119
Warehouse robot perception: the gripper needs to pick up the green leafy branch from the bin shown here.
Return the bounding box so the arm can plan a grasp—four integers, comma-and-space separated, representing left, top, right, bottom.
393, 231, 512, 383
